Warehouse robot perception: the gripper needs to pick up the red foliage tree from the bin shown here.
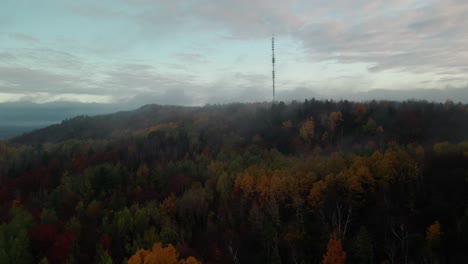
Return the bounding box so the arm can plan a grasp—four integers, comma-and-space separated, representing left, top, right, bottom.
47, 230, 75, 264
168, 174, 190, 195
29, 224, 58, 253
72, 156, 88, 173
100, 233, 112, 251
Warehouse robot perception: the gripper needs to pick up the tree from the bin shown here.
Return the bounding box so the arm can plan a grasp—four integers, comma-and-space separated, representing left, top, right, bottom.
299, 117, 315, 143
308, 179, 327, 209
177, 184, 209, 225
9, 229, 33, 264
426, 221, 441, 247
40, 209, 58, 225
353, 227, 373, 264
329, 111, 343, 133
161, 193, 177, 217
328, 111, 344, 142
128, 242, 201, 264
29, 224, 57, 257
128, 249, 150, 264
322, 232, 346, 264
353, 103, 367, 123
97, 249, 113, 264
46, 230, 74, 264
0, 206, 34, 264
179, 256, 202, 264
363, 118, 379, 135
38, 257, 49, 264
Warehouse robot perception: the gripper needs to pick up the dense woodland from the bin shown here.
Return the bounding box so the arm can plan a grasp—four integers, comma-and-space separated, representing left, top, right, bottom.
0, 99, 467, 264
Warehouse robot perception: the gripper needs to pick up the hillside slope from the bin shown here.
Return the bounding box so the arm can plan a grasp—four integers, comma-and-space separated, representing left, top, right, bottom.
1, 99, 467, 264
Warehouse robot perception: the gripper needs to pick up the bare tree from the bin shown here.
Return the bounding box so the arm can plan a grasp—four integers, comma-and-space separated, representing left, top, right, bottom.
332, 203, 352, 240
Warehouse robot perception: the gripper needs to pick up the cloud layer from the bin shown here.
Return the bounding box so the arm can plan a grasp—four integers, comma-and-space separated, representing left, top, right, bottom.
0, 0, 467, 104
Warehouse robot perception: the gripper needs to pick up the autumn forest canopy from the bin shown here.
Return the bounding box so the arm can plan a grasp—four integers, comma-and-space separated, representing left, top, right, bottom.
0, 99, 467, 263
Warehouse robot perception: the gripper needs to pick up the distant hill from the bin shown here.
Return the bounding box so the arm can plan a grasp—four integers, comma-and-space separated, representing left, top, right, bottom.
2, 86, 466, 139
0, 101, 127, 139
12, 100, 468, 148
11, 104, 202, 143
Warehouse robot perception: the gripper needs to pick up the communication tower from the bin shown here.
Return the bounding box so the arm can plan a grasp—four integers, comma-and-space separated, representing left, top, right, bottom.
272, 36, 276, 102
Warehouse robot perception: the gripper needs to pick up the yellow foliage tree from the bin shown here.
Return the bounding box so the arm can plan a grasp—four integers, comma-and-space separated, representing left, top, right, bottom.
300, 117, 315, 143
238, 173, 255, 197
256, 175, 271, 206
270, 174, 288, 203
308, 180, 327, 209
160, 194, 177, 216
128, 242, 202, 264
328, 111, 343, 133
282, 120, 293, 128
347, 166, 374, 195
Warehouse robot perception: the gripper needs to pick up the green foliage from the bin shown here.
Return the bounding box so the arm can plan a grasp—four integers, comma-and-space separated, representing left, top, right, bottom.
0, 207, 34, 264
433, 141, 462, 156
38, 257, 49, 264
97, 250, 113, 264
114, 207, 133, 236
40, 208, 58, 225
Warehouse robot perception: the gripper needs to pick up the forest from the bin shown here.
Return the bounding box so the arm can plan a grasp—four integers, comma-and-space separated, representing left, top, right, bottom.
0, 99, 467, 264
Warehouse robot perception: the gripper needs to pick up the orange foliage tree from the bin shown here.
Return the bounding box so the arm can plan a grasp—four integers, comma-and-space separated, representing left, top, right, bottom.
426, 221, 441, 245
322, 232, 346, 264
128, 242, 202, 264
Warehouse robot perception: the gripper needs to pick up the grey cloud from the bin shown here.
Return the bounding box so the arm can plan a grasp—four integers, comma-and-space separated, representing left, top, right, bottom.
122, 63, 155, 71
159, 89, 192, 105
165, 63, 188, 70
3, 48, 84, 70
125, 88, 196, 107
3, 0, 468, 105
70, 0, 468, 77
434, 77, 467, 83
234, 73, 269, 84
0, 52, 15, 60
0, 66, 103, 94
206, 86, 270, 104
103, 63, 199, 94
8, 32, 39, 43
126, 0, 305, 38
0, 46, 205, 102
120, 0, 468, 77
295, 0, 468, 75
276, 87, 319, 102
68, 3, 123, 18
173, 53, 207, 63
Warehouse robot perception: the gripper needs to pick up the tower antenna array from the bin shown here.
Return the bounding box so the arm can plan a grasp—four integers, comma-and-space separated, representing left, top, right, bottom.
272, 36, 275, 102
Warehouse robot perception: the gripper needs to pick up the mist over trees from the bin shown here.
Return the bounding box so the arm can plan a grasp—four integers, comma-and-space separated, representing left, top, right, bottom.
0, 99, 467, 263
1, 86, 467, 140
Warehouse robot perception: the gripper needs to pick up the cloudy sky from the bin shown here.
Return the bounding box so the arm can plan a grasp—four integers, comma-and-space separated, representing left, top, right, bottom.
1, 0, 467, 105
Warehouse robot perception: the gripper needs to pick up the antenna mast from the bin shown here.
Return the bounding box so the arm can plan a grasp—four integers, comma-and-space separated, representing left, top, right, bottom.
272, 36, 276, 103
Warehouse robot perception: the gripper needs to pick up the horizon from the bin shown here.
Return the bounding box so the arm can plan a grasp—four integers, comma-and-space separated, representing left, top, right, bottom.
1, 0, 468, 106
